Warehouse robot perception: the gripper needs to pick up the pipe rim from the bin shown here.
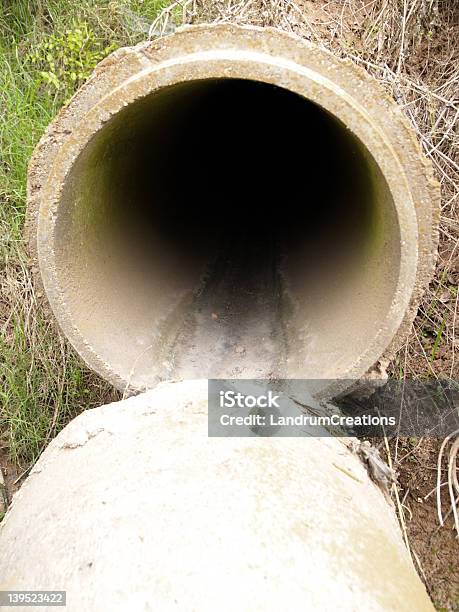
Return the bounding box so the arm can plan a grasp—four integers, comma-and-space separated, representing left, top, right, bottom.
32, 26, 435, 393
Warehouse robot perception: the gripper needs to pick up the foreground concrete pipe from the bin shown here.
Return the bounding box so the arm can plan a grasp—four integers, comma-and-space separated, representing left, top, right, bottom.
0, 381, 434, 611
27, 25, 439, 391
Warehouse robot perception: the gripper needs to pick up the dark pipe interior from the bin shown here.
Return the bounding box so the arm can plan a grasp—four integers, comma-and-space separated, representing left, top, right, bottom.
128, 79, 371, 277
57, 78, 398, 385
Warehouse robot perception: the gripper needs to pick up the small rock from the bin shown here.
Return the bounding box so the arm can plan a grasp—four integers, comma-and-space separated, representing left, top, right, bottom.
438, 289, 450, 303
235, 345, 245, 355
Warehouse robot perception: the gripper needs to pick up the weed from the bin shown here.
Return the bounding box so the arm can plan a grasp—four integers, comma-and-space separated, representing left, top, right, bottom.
26, 22, 117, 95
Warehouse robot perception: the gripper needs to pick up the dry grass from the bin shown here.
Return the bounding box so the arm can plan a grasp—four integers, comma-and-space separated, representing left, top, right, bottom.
0, 252, 118, 465
437, 428, 459, 533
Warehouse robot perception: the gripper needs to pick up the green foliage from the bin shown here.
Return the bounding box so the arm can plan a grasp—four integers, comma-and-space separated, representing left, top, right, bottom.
26, 22, 117, 95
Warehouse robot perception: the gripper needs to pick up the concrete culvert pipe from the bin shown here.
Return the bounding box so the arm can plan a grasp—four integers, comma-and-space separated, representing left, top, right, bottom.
27, 25, 439, 391
0, 381, 435, 611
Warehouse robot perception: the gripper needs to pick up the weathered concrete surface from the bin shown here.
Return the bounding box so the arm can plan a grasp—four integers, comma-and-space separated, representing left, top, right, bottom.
0, 381, 434, 611
27, 25, 439, 392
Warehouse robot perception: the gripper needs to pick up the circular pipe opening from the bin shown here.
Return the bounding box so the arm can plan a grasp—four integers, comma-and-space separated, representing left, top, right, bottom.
53, 77, 401, 386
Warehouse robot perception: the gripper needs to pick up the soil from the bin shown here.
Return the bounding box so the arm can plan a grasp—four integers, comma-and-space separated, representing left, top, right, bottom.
392, 437, 459, 611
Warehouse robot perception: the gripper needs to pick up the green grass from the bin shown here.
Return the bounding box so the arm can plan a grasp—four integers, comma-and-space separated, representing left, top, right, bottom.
0, 0, 171, 467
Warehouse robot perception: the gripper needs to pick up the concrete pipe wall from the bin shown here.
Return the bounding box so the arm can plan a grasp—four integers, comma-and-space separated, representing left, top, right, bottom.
27, 25, 439, 391
0, 381, 434, 611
